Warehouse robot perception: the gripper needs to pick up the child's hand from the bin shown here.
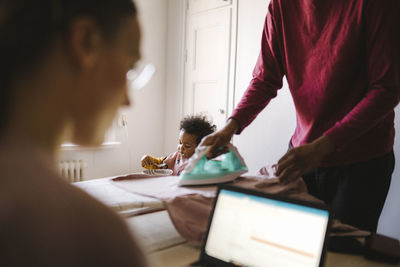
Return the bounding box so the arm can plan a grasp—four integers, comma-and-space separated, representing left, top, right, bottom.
141, 155, 167, 169
141, 155, 156, 169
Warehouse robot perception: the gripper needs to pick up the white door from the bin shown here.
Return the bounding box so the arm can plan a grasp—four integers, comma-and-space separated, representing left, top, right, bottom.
183, 3, 233, 129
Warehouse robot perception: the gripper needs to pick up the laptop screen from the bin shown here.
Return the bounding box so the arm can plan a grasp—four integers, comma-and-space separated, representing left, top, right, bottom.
203, 186, 330, 267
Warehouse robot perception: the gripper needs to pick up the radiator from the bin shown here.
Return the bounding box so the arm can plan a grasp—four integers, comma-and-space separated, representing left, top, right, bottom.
59, 160, 86, 182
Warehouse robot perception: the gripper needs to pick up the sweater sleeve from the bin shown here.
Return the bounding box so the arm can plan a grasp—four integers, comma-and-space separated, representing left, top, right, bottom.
323, 0, 400, 149
230, 0, 285, 134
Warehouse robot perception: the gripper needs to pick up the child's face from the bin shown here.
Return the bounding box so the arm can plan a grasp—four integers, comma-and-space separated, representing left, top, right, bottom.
177, 130, 198, 159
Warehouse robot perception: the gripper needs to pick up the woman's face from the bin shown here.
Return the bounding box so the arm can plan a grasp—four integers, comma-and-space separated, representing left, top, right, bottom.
177, 130, 198, 159
71, 16, 141, 145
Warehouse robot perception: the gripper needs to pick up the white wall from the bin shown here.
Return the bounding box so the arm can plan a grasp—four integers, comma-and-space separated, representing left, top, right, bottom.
59, 0, 169, 178
164, 0, 186, 155
127, 0, 168, 172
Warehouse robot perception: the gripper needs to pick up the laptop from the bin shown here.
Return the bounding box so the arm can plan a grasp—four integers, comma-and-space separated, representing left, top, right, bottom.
190, 184, 331, 267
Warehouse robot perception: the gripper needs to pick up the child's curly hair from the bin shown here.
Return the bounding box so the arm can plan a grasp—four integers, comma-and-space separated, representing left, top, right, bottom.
180, 115, 216, 145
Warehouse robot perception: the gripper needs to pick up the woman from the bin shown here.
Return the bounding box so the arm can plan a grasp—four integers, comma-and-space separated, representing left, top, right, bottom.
0, 0, 149, 266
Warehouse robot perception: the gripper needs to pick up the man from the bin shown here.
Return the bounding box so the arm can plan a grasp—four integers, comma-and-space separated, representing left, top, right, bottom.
202, 0, 400, 231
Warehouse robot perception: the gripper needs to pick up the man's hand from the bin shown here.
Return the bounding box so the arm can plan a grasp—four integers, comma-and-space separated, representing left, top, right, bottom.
199, 119, 239, 159
276, 135, 335, 184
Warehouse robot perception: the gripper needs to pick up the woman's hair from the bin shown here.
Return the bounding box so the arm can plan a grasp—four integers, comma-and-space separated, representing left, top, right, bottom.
0, 0, 137, 131
180, 115, 216, 145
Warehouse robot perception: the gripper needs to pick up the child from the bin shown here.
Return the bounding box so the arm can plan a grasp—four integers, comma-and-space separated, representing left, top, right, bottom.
141, 115, 216, 175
